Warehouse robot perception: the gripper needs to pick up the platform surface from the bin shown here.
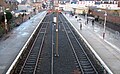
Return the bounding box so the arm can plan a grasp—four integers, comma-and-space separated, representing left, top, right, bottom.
64, 13, 120, 74
0, 11, 47, 74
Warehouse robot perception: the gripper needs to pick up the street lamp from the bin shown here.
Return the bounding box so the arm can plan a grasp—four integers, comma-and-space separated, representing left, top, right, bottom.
103, 11, 107, 39
55, 9, 59, 57
98, 10, 107, 39
84, 9, 89, 24
85, 10, 88, 19
4, 11, 8, 34
54, 0, 59, 57
86, 11, 88, 24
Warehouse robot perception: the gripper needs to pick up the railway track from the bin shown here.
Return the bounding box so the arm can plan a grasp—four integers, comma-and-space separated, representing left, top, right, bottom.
19, 15, 49, 74
11, 12, 104, 74
59, 14, 98, 74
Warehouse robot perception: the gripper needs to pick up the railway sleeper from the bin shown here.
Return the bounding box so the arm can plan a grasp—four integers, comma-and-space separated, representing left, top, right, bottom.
27, 59, 36, 61
79, 54, 86, 56
27, 57, 35, 60
83, 67, 95, 71
80, 59, 88, 61
81, 63, 90, 66
80, 60, 89, 63
29, 54, 37, 56
29, 55, 37, 57
22, 70, 33, 73
24, 67, 34, 70
82, 65, 92, 68
28, 56, 37, 59
28, 57, 36, 59
26, 61, 36, 63
24, 65, 35, 68
24, 65, 33, 68
84, 69, 95, 73
79, 56, 87, 59
28, 58, 36, 61
80, 60, 89, 62
82, 62, 90, 64
26, 62, 35, 65
84, 71, 96, 74
31, 51, 39, 53
23, 67, 34, 71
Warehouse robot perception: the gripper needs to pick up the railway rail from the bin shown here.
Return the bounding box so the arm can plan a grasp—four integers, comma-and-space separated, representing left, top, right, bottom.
19, 16, 49, 74
7, 12, 105, 74
59, 14, 98, 74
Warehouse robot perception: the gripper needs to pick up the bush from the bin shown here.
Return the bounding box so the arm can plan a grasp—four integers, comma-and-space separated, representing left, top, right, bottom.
1, 11, 13, 23
0, 25, 4, 37
6, 11, 13, 22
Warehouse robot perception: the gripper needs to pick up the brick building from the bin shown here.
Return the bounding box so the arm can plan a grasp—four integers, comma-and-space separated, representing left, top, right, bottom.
118, 0, 120, 7
90, 8, 120, 32
0, 0, 4, 6
0, 0, 18, 11
0, 0, 7, 10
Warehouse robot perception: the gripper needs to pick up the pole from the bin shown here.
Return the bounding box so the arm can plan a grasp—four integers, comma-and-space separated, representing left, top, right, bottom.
4, 11, 8, 34
55, 9, 59, 57
103, 11, 107, 39
55, 0, 59, 57
86, 10, 88, 24
86, 11, 87, 19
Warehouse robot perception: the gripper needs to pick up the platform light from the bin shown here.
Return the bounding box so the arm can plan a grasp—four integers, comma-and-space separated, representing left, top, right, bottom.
98, 9, 107, 39
4, 12, 8, 33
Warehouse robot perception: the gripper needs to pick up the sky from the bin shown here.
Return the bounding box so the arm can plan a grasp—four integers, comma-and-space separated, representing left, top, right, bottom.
17, 0, 21, 3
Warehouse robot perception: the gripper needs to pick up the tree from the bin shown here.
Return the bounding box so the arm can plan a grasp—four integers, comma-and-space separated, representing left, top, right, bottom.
5, 11, 13, 22
0, 11, 13, 33
1, 11, 13, 23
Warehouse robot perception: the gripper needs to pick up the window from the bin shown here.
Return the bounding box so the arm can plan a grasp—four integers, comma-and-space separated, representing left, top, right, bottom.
0, 6, 3, 12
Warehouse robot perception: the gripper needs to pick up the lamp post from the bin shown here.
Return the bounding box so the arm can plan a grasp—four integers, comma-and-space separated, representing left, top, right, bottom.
103, 11, 107, 39
86, 11, 88, 24
54, 0, 59, 57
55, 9, 59, 57
98, 10, 107, 39
85, 10, 88, 19
4, 11, 8, 34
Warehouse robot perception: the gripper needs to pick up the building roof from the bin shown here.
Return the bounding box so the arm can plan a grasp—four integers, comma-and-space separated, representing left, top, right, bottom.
5, 0, 18, 2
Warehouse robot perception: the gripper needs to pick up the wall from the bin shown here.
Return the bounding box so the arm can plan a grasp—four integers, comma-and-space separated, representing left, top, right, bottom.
91, 10, 120, 24
91, 10, 120, 32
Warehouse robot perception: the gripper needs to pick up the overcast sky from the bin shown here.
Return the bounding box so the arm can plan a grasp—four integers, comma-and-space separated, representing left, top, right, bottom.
17, 0, 21, 3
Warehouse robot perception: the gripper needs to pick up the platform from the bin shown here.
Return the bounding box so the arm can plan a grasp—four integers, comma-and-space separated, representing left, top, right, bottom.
63, 13, 120, 74
0, 11, 120, 74
0, 11, 47, 74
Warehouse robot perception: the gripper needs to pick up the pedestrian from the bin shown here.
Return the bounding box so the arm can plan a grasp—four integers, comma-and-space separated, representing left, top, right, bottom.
80, 22, 82, 30
29, 17, 30, 19
77, 17, 81, 21
85, 21, 87, 25
87, 18, 88, 24
65, 12, 66, 15
92, 20, 94, 26
70, 11, 73, 16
